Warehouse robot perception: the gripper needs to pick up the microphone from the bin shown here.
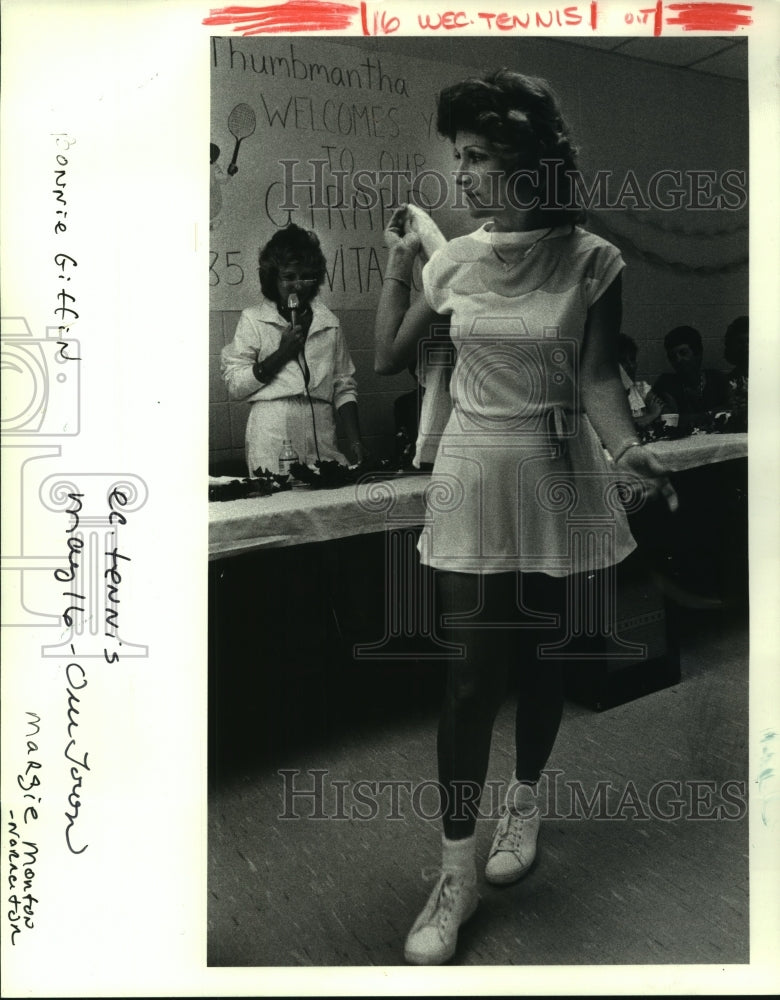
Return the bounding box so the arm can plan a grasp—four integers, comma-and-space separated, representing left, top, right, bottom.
288, 292, 310, 388
287, 291, 299, 327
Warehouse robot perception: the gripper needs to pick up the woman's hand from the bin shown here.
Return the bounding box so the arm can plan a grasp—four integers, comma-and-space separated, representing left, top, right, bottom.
401, 203, 448, 260
635, 390, 664, 426
279, 307, 312, 361
384, 206, 422, 256
616, 444, 679, 512
375, 206, 445, 375
645, 390, 664, 416
349, 440, 366, 466
278, 321, 308, 362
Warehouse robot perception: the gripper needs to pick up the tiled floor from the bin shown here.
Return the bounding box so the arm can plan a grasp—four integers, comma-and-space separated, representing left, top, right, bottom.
208, 605, 749, 969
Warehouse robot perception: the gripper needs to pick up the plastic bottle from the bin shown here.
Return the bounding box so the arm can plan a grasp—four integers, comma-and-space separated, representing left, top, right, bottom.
278, 439, 299, 477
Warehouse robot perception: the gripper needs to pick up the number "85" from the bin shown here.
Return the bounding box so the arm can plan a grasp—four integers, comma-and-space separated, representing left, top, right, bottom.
209, 251, 244, 286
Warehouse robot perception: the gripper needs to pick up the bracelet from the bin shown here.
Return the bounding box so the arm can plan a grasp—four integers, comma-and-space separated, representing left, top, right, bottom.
384, 275, 411, 290
253, 360, 271, 384
611, 439, 642, 463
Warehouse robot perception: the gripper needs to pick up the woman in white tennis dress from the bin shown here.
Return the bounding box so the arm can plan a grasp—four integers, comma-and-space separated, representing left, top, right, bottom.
373, 69, 674, 966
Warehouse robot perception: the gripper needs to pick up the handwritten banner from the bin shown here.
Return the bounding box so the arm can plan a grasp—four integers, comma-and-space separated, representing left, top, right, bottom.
204, 0, 754, 37
209, 36, 481, 309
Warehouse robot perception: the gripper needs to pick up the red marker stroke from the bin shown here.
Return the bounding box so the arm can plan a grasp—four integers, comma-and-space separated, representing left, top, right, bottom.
665, 2, 752, 31
203, 1, 360, 34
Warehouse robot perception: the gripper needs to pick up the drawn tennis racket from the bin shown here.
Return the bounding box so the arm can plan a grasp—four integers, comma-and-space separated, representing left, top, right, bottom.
227, 103, 256, 176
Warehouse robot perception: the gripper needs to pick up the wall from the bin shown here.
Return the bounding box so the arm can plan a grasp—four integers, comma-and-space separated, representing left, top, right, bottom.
209, 35, 748, 473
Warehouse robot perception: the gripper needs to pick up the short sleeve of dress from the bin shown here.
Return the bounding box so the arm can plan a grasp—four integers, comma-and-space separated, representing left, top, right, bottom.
583, 241, 625, 308
421, 248, 453, 314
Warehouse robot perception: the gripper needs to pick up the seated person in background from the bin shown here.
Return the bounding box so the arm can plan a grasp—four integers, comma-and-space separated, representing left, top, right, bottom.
724, 315, 749, 429
652, 325, 730, 428
617, 334, 663, 428
221, 223, 364, 476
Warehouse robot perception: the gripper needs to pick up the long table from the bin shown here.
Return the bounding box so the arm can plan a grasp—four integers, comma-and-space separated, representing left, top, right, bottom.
209, 473, 430, 560
209, 434, 748, 560
209, 432, 747, 715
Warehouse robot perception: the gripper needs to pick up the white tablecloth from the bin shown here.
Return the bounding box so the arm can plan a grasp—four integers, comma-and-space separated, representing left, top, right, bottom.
209, 434, 747, 560
209, 473, 430, 560
643, 433, 747, 472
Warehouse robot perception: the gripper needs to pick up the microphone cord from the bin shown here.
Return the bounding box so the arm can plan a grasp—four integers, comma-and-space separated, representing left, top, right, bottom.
295, 352, 321, 464
290, 300, 321, 465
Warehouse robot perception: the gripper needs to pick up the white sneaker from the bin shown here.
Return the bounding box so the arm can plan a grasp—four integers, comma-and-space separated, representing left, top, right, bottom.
484, 809, 541, 885
404, 872, 479, 965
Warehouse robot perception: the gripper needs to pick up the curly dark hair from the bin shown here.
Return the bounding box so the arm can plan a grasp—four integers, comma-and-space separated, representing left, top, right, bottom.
257, 224, 327, 304
436, 69, 584, 225
664, 325, 702, 355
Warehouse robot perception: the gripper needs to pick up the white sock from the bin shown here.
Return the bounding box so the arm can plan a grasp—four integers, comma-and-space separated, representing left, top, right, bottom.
441, 833, 477, 883
505, 778, 540, 817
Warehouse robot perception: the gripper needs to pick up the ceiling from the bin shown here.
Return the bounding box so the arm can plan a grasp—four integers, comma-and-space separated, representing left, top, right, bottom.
550, 36, 747, 81
338, 34, 749, 84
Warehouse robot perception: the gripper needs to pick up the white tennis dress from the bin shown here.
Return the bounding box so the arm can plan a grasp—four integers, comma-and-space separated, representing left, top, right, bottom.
418, 223, 636, 577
